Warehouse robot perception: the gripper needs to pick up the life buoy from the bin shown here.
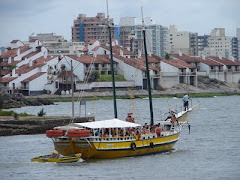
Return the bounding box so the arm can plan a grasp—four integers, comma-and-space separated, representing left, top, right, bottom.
46, 130, 64, 138
150, 142, 154, 148
130, 143, 137, 151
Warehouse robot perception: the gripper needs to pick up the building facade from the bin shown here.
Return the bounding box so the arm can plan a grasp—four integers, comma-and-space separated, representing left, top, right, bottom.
168, 25, 198, 56
72, 13, 118, 46
119, 17, 168, 58
29, 33, 85, 56
199, 28, 233, 59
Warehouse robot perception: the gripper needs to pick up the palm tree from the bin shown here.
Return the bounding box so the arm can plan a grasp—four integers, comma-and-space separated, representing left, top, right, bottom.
164, 52, 170, 60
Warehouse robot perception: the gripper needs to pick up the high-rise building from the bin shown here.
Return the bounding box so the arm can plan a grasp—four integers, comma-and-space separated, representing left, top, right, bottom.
198, 35, 209, 53
119, 17, 168, 57
168, 25, 198, 56
199, 28, 233, 59
237, 28, 240, 60
232, 37, 239, 61
72, 13, 118, 45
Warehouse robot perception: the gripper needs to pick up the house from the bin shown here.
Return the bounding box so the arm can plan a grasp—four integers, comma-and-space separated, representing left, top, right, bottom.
171, 51, 240, 83
21, 72, 47, 96
160, 59, 197, 88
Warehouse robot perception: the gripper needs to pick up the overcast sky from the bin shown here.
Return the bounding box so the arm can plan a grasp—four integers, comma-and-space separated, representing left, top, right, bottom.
0, 0, 239, 46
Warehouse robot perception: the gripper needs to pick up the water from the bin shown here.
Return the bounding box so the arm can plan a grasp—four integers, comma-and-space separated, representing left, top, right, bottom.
0, 96, 240, 180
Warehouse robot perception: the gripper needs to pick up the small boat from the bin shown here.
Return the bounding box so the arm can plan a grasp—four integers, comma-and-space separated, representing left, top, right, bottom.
31, 152, 82, 163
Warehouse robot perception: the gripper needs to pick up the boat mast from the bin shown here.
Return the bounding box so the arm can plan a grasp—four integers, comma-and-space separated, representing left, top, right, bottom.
141, 7, 154, 125
71, 60, 74, 120
107, 0, 117, 118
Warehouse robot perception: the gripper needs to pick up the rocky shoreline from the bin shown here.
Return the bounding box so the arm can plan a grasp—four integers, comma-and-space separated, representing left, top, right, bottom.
0, 116, 94, 136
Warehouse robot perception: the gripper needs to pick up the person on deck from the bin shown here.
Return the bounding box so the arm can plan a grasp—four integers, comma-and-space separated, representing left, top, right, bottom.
125, 113, 135, 123
182, 93, 190, 111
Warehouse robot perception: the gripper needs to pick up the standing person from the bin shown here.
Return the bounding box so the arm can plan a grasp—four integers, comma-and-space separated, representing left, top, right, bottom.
182, 93, 189, 111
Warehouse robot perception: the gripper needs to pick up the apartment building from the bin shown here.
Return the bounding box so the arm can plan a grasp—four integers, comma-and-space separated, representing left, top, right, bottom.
168, 25, 198, 56
29, 33, 85, 56
119, 17, 168, 58
199, 28, 233, 59
237, 28, 240, 60
198, 35, 209, 53
72, 13, 119, 46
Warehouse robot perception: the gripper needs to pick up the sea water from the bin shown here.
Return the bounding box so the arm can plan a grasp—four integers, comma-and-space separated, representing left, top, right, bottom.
0, 96, 240, 180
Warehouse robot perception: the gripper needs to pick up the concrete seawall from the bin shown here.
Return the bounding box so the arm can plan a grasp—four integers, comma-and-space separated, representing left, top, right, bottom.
0, 116, 94, 136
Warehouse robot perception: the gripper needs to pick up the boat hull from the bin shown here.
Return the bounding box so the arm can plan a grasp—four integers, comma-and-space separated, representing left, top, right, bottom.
54, 133, 180, 159
31, 153, 82, 163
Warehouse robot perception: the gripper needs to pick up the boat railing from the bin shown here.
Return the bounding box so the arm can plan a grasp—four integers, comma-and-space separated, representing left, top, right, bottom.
87, 136, 136, 142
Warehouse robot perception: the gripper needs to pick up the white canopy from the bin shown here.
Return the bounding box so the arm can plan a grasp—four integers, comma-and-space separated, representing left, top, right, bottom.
74, 118, 142, 129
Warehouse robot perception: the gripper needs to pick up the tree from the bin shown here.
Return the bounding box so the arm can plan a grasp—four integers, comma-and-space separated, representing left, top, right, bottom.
164, 53, 170, 60
61, 64, 66, 71
0, 93, 3, 110
8, 65, 17, 73
88, 71, 100, 82
38, 108, 46, 117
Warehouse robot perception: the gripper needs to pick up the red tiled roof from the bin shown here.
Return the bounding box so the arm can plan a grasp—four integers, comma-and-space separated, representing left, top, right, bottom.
0, 46, 31, 58
21, 72, 46, 83
11, 40, 20, 43
68, 54, 112, 64
139, 54, 162, 63
58, 71, 76, 78
200, 58, 224, 66
114, 54, 158, 71
35, 56, 56, 64
170, 53, 203, 63
0, 77, 17, 83
22, 49, 41, 59
16, 63, 44, 74
207, 56, 240, 66
89, 39, 97, 45
102, 45, 134, 55
0, 61, 20, 67
162, 60, 195, 69
0, 70, 8, 76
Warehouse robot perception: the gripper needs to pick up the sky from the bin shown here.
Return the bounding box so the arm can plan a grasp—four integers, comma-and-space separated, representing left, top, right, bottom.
0, 0, 239, 46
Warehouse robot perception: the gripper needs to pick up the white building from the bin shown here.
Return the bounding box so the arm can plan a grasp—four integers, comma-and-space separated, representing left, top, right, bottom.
29, 33, 85, 56
199, 28, 233, 59
168, 25, 198, 56
120, 17, 168, 57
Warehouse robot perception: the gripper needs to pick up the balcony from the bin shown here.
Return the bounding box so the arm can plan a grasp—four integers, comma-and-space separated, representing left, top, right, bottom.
21, 86, 29, 90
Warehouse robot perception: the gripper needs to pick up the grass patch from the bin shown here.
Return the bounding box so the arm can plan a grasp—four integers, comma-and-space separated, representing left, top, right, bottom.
97, 74, 125, 82
0, 110, 33, 117
27, 92, 240, 103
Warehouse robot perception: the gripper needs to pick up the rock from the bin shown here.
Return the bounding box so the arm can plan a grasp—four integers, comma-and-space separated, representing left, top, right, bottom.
0, 89, 54, 109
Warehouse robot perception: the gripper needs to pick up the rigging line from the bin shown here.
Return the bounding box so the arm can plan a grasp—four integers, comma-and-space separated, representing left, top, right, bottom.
76, 19, 109, 103
63, 56, 71, 67
77, 55, 97, 100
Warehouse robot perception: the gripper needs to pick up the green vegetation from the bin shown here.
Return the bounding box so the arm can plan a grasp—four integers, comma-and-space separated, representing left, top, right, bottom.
0, 94, 3, 110
0, 110, 33, 117
97, 74, 125, 82
33, 92, 240, 103
38, 108, 46, 117
88, 71, 100, 82
8, 65, 17, 73
164, 53, 170, 60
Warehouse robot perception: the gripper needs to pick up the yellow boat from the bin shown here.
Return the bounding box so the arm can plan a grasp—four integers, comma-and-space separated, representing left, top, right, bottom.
43, 4, 189, 160
47, 118, 181, 159
31, 153, 82, 163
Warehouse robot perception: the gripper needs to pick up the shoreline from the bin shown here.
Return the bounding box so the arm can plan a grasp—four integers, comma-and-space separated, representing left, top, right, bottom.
24, 89, 240, 102
0, 116, 94, 136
